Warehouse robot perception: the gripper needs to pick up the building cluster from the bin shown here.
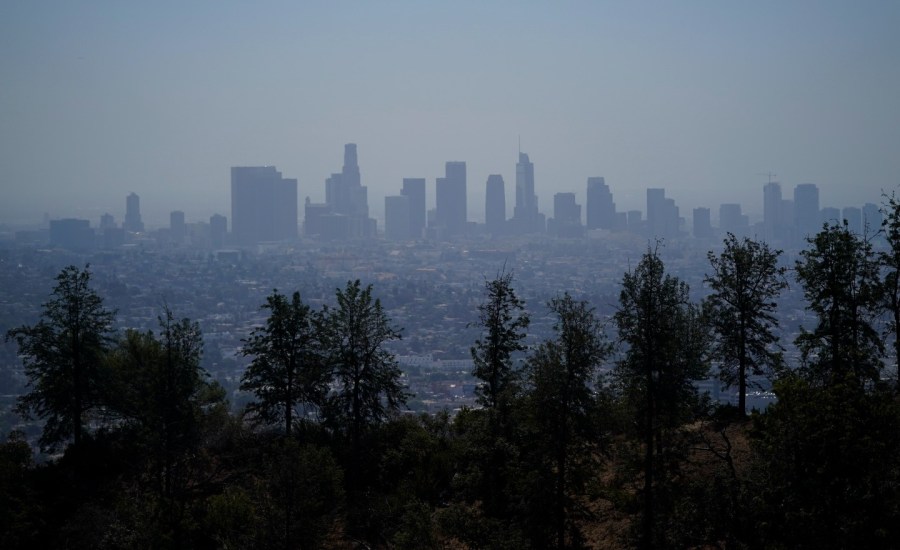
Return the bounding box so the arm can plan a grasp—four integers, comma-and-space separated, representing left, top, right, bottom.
13, 143, 882, 252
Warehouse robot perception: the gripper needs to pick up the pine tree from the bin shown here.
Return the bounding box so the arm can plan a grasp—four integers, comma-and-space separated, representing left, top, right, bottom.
614, 247, 708, 548
7, 265, 114, 451
795, 222, 882, 386
525, 293, 610, 548
240, 290, 326, 436
704, 233, 787, 414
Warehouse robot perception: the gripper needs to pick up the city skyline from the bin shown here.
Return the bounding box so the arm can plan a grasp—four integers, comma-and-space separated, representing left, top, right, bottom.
2, 3, 898, 226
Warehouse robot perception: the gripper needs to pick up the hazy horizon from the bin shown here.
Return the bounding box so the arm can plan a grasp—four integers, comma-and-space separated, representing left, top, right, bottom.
3, 1, 899, 227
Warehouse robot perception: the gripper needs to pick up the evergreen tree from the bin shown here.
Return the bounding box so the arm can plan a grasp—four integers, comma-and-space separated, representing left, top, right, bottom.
614, 247, 709, 548
470, 268, 530, 426
879, 192, 900, 390
320, 281, 406, 473
795, 222, 882, 386
525, 293, 610, 548
240, 290, 326, 436
106, 308, 223, 500
7, 265, 114, 451
704, 233, 787, 414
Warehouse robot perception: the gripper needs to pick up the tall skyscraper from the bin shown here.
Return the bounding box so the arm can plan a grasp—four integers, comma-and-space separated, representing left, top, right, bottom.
763, 182, 783, 243
401, 178, 426, 239
170, 210, 186, 241
646, 188, 681, 238
209, 213, 227, 249
511, 152, 543, 234
324, 143, 375, 238
485, 174, 506, 236
549, 192, 582, 238
123, 192, 144, 233
719, 203, 748, 236
693, 207, 713, 238
842, 206, 862, 235
793, 183, 820, 241
231, 166, 298, 245
434, 161, 467, 237
384, 195, 411, 240
586, 177, 616, 230
862, 203, 881, 234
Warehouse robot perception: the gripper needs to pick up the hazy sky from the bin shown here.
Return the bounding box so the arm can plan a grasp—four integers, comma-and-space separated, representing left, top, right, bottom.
2, 1, 899, 227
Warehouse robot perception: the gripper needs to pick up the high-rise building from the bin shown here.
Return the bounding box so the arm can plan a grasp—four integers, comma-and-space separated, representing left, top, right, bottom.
647, 189, 681, 238
434, 161, 467, 237
401, 178, 426, 239
549, 192, 583, 238
231, 166, 298, 245
170, 210, 186, 242
209, 214, 227, 249
842, 206, 862, 235
511, 152, 544, 234
793, 183, 820, 241
384, 195, 411, 241
99, 213, 116, 230
586, 177, 616, 230
862, 203, 881, 234
763, 182, 783, 243
821, 207, 841, 226
123, 192, 144, 233
485, 174, 506, 236
50, 219, 94, 250
719, 203, 749, 236
324, 143, 375, 238
693, 207, 713, 238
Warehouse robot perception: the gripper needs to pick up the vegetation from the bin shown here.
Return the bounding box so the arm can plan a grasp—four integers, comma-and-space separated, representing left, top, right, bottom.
705, 233, 787, 414
5, 221, 900, 549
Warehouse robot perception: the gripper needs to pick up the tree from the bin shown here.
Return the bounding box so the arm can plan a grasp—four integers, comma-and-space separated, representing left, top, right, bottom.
879, 192, 900, 390
106, 308, 221, 498
7, 265, 114, 451
470, 268, 530, 426
704, 233, 788, 414
795, 222, 882, 387
320, 280, 406, 452
240, 290, 326, 437
524, 293, 610, 548
614, 247, 709, 548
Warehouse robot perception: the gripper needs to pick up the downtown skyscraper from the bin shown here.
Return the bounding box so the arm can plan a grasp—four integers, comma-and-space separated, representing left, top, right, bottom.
434, 161, 467, 238
231, 166, 297, 245
510, 151, 544, 234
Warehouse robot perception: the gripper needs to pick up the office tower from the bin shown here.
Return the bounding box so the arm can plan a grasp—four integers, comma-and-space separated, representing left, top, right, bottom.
549, 192, 583, 238
231, 166, 298, 245
763, 182, 783, 243
209, 214, 227, 248
123, 192, 144, 233
842, 206, 862, 235
586, 177, 616, 230
862, 203, 881, 234
821, 207, 841, 226
324, 144, 375, 238
793, 183, 820, 241
384, 195, 411, 240
553, 192, 581, 223
511, 152, 543, 234
485, 174, 506, 236
719, 203, 749, 236
99, 213, 116, 230
170, 210, 186, 241
50, 219, 94, 249
627, 210, 643, 234
693, 207, 713, 238
434, 161, 467, 237
645, 189, 681, 238
401, 178, 426, 239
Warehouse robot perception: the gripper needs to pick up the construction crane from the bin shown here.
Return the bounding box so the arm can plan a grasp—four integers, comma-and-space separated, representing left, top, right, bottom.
758, 172, 777, 184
